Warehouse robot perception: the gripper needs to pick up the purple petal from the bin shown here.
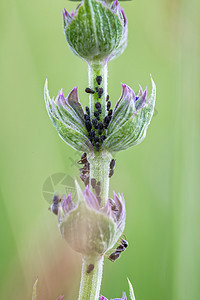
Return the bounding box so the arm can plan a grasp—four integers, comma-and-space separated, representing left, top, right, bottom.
137, 84, 143, 97
100, 200, 113, 219
62, 194, 76, 213
122, 292, 127, 300
114, 84, 135, 113
99, 296, 108, 300
112, 192, 126, 229
111, 0, 120, 13
57, 89, 66, 103
63, 9, 72, 27
83, 185, 100, 210
66, 86, 85, 122
135, 88, 147, 111
120, 8, 127, 27
110, 293, 127, 300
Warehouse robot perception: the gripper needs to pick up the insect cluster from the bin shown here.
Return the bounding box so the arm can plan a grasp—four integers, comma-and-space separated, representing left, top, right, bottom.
84, 76, 113, 152
78, 153, 116, 189
78, 152, 90, 186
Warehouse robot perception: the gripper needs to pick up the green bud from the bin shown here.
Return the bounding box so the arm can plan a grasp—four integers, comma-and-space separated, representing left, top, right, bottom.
63, 0, 128, 62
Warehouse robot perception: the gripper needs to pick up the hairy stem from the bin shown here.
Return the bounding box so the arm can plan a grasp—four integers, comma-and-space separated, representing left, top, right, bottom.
78, 256, 104, 300
88, 61, 108, 122
88, 152, 112, 207
88, 61, 111, 206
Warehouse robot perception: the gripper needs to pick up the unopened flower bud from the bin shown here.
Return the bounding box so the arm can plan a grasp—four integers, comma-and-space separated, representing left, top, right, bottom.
63, 0, 127, 63
57, 180, 126, 257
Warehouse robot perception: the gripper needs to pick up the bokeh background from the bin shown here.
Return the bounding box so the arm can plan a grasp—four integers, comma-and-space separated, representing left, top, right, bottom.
0, 0, 200, 299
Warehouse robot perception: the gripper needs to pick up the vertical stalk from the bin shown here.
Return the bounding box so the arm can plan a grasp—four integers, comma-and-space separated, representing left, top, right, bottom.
88, 151, 112, 206
88, 61, 111, 206
88, 61, 108, 122
78, 256, 104, 300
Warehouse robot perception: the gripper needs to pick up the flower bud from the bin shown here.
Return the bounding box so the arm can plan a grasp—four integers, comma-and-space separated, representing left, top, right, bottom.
103, 76, 156, 152
63, 0, 127, 63
57, 180, 126, 257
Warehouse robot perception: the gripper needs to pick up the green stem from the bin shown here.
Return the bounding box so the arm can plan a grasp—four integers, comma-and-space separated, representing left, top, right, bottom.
88, 61, 111, 207
88, 151, 112, 207
88, 61, 108, 122
78, 256, 104, 300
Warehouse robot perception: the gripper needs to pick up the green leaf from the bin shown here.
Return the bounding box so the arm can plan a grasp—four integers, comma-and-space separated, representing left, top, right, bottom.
127, 278, 136, 300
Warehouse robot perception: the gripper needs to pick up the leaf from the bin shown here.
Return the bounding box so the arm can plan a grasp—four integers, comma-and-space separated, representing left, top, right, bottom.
32, 278, 38, 300
127, 278, 136, 300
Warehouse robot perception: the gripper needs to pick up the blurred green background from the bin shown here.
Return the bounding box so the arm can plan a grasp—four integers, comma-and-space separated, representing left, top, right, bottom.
0, 0, 200, 299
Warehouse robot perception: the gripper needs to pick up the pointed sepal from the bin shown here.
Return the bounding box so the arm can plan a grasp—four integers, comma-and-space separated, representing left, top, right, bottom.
103, 76, 156, 152
44, 79, 92, 152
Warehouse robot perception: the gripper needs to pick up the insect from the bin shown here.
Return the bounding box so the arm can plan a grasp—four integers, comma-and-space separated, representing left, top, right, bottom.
108, 238, 128, 262
96, 75, 102, 85
85, 87, 95, 94
77, 152, 88, 165
51, 195, 61, 215
87, 264, 94, 274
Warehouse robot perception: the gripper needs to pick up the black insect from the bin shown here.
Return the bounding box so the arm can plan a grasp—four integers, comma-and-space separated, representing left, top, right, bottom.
51, 195, 61, 215
108, 238, 128, 262
106, 95, 110, 101
110, 159, 115, 169
107, 101, 111, 111
95, 142, 100, 152
85, 88, 95, 94
85, 120, 92, 132
98, 129, 103, 136
87, 264, 94, 274
95, 184, 101, 196
98, 122, 103, 130
98, 87, 104, 98
84, 114, 90, 121
108, 109, 113, 116
86, 106, 90, 115
100, 135, 106, 143
91, 178, 96, 189
94, 136, 100, 143
77, 152, 88, 165
94, 110, 99, 118
109, 169, 114, 178
92, 118, 98, 129
95, 102, 101, 110
96, 76, 102, 85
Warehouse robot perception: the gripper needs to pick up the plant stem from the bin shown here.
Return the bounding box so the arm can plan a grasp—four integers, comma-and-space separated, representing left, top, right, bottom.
88, 61, 111, 207
78, 256, 104, 300
88, 151, 112, 206
88, 61, 108, 122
